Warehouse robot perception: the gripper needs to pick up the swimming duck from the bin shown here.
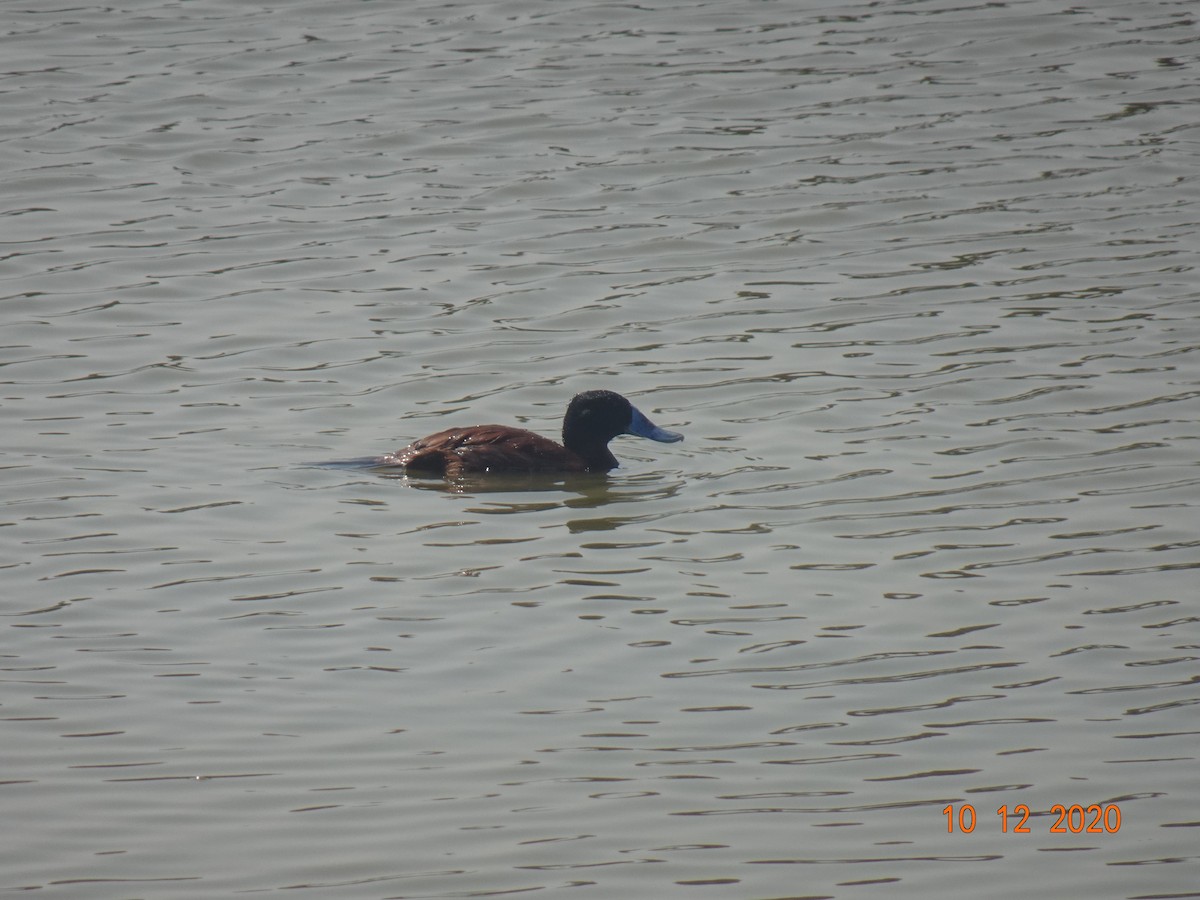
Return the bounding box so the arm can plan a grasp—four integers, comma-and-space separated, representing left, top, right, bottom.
376, 389, 683, 477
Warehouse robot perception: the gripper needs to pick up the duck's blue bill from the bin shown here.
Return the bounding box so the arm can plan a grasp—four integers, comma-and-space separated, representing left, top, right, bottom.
626, 406, 684, 443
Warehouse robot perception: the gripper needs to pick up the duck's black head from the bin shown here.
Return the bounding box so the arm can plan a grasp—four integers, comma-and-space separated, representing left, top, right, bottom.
561, 390, 683, 471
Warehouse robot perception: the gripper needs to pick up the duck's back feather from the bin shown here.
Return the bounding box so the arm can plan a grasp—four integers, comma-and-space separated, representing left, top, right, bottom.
380, 425, 588, 477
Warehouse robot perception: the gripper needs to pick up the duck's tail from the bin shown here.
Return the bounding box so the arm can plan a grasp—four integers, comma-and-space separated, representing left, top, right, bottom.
305, 456, 392, 469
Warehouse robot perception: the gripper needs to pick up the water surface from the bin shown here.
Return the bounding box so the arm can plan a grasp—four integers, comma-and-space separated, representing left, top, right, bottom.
3, 0, 1198, 897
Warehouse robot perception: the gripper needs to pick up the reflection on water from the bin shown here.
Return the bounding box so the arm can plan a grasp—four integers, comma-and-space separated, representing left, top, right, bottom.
4, 0, 1198, 897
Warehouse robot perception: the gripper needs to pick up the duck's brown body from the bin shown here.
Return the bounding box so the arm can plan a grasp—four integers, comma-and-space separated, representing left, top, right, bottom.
379, 424, 594, 477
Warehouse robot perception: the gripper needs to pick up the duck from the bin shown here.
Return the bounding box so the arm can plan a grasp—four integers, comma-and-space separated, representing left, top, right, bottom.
375, 389, 683, 477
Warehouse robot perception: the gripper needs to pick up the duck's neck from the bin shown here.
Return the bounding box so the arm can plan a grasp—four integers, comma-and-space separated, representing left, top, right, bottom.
579, 446, 619, 472
562, 426, 619, 472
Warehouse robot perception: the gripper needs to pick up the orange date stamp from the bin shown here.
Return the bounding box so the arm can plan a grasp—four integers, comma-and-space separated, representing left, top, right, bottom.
943, 803, 1122, 834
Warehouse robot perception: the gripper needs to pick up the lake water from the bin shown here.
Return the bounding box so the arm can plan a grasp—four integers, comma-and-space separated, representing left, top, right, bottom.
3, 0, 1198, 897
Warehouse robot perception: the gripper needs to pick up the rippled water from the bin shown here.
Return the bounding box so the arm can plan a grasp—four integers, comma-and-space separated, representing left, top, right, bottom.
4, 0, 1198, 897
